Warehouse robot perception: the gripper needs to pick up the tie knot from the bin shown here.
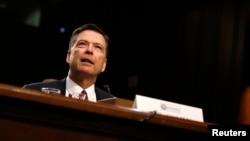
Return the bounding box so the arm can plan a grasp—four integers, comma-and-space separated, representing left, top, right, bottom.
79, 90, 88, 100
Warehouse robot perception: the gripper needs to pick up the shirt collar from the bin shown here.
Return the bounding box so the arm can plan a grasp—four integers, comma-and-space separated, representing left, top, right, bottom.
66, 76, 96, 102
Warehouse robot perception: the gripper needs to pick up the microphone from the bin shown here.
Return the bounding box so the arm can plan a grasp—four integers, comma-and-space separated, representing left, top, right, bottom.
103, 84, 111, 94
139, 110, 157, 122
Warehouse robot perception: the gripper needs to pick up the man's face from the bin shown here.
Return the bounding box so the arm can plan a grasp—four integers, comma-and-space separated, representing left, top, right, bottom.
66, 30, 107, 77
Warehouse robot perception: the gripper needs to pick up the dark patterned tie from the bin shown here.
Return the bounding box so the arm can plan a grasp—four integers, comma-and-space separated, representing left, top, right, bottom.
79, 90, 88, 100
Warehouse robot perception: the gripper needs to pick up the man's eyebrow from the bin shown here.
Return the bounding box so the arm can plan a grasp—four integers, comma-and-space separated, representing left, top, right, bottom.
77, 39, 86, 42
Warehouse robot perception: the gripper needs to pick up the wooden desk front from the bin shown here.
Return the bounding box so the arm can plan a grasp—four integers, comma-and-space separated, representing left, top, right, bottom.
0, 83, 211, 141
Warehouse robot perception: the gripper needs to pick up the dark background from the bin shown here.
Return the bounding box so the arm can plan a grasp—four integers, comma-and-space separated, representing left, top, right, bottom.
0, 0, 249, 124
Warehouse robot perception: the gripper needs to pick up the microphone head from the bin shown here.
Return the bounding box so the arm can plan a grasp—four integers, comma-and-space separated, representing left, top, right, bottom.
103, 84, 111, 93
104, 84, 109, 89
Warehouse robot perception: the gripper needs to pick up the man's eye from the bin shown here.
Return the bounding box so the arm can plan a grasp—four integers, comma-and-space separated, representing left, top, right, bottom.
77, 42, 87, 47
79, 42, 86, 45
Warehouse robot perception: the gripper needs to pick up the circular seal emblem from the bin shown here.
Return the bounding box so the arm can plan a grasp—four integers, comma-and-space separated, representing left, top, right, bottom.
161, 103, 167, 110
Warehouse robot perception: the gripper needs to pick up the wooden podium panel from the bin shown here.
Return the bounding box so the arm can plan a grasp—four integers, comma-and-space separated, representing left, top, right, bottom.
0, 83, 212, 141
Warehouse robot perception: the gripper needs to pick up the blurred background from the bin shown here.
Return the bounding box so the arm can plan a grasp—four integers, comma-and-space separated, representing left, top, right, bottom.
0, 0, 249, 124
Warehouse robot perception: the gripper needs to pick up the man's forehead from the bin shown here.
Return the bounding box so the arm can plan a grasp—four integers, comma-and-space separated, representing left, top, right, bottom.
76, 31, 106, 46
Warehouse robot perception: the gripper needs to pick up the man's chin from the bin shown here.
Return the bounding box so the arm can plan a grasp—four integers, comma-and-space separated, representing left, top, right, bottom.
79, 69, 92, 74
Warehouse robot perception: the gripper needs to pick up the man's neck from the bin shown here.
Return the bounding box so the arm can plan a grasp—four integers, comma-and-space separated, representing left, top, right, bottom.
68, 74, 96, 89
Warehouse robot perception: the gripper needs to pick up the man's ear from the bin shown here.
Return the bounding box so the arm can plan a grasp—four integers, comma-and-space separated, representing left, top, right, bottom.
66, 50, 71, 63
101, 58, 107, 72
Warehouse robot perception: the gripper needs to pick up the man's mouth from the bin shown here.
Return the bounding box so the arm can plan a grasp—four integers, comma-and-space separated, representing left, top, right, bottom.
81, 58, 94, 64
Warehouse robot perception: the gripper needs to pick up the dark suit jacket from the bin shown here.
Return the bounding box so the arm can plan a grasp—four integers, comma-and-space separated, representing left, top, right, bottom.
23, 78, 115, 101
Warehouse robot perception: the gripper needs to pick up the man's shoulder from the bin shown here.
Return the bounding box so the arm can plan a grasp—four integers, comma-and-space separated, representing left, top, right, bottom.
23, 81, 54, 90
23, 78, 66, 90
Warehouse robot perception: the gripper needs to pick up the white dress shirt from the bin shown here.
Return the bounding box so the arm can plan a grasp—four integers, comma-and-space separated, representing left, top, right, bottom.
65, 76, 97, 102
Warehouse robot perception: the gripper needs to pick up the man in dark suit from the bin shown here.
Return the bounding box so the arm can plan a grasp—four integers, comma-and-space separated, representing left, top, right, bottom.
23, 23, 115, 102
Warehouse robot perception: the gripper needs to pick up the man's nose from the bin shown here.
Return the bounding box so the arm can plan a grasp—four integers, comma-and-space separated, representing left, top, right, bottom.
85, 44, 94, 54
86, 44, 94, 52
